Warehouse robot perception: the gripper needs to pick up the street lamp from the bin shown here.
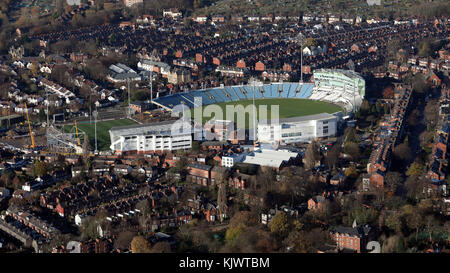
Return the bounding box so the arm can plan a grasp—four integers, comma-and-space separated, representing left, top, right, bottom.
296, 33, 306, 83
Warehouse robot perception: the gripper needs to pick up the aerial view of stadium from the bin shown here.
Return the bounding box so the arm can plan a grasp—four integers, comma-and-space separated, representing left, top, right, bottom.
0, 0, 448, 266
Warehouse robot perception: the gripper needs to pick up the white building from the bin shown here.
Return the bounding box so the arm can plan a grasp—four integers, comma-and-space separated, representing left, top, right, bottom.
242, 149, 300, 169
221, 153, 246, 168
123, 0, 143, 7
310, 69, 365, 113
109, 120, 192, 154
195, 16, 208, 23
66, 0, 81, 5
258, 113, 338, 144
137, 59, 171, 75
163, 9, 182, 19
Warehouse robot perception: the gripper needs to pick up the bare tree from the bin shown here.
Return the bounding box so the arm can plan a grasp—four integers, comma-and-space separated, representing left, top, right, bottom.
217, 180, 228, 222
304, 140, 320, 170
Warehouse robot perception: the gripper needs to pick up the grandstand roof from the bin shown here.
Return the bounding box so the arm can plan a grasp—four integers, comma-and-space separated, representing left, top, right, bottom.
110, 119, 191, 136
259, 112, 337, 125
314, 68, 364, 80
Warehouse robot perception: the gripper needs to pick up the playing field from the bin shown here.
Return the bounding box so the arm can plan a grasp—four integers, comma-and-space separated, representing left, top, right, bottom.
63, 119, 137, 151
190, 99, 342, 128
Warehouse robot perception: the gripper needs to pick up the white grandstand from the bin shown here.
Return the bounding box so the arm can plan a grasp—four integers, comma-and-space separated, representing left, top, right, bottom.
309, 69, 365, 113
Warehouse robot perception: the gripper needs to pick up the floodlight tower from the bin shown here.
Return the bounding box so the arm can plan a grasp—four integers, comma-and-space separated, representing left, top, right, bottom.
46, 89, 49, 126
296, 33, 306, 83
150, 68, 153, 104
149, 49, 158, 103
127, 78, 131, 118
249, 77, 257, 144
93, 110, 98, 153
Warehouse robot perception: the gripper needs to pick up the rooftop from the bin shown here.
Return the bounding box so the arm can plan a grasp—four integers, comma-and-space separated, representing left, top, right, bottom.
259, 112, 337, 124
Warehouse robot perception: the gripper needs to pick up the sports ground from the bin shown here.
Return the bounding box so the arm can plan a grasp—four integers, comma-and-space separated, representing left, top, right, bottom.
189, 99, 342, 127
62, 119, 137, 151
62, 99, 341, 150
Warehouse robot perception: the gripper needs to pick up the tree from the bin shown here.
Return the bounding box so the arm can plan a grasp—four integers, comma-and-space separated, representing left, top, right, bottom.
424, 99, 439, 129
81, 217, 100, 240
191, 141, 201, 152
344, 127, 359, 144
347, 207, 378, 226
406, 162, 424, 177
343, 142, 360, 161
344, 166, 358, 179
418, 40, 432, 57
151, 241, 172, 253
386, 38, 401, 61
136, 199, 152, 215
406, 109, 419, 127
382, 85, 394, 99
33, 161, 48, 177
385, 172, 403, 193
393, 143, 411, 162
401, 205, 423, 240
30, 62, 39, 76
217, 181, 227, 222
55, 0, 65, 16
268, 211, 290, 238
411, 73, 429, 94
404, 176, 427, 201
131, 236, 151, 253
385, 211, 402, 234
304, 140, 320, 170
114, 231, 135, 250
360, 100, 371, 115
225, 223, 246, 243
325, 144, 340, 170
284, 228, 332, 253
38, 108, 46, 122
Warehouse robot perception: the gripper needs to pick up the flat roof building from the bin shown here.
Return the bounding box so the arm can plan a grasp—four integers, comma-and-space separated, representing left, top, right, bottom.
109, 120, 192, 154
258, 113, 339, 144
242, 149, 300, 169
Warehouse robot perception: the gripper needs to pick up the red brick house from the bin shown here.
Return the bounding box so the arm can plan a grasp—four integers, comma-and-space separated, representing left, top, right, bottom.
370, 170, 385, 189
228, 171, 252, 190
427, 71, 442, 87
331, 224, 372, 253
187, 163, 212, 186
210, 166, 228, 186
307, 195, 325, 211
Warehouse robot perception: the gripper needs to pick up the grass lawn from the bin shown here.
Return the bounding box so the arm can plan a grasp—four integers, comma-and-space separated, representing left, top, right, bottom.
62, 119, 137, 151
189, 99, 342, 128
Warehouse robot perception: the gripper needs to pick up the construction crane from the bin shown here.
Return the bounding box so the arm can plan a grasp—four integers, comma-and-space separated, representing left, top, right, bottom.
24, 103, 36, 149
74, 120, 81, 147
